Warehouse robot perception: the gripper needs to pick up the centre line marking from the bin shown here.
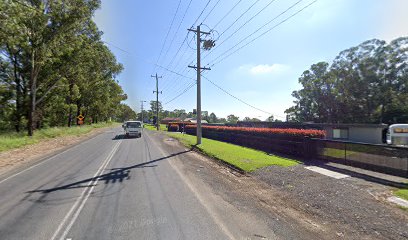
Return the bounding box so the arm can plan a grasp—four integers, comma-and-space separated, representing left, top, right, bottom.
51, 140, 121, 240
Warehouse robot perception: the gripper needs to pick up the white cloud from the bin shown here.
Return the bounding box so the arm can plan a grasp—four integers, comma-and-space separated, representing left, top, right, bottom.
238, 64, 290, 76
250, 64, 289, 75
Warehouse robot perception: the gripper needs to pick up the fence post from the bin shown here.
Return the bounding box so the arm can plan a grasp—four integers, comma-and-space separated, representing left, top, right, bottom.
303, 137, 310, 160
344, 142, 347, 166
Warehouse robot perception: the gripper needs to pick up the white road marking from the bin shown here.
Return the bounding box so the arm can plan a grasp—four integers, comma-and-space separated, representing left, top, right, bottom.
144, 133, 237, 240
51, 140, 122, 240
0, 133, 104, 185
304, 166, 350, 179
387, 196, 408, 208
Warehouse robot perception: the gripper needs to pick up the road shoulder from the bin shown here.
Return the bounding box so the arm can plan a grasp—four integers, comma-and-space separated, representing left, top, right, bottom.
0, 127, 115, 179
148, 130, 408, 239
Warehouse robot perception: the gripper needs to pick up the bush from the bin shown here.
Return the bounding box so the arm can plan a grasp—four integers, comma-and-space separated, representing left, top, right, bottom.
168, 124, 179, 132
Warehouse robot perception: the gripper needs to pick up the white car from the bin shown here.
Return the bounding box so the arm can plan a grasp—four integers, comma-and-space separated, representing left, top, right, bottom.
123, 121, 142, 138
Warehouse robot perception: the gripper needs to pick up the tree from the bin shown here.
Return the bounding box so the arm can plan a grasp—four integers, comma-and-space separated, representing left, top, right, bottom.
266, 115, 274, 122
209, 112, 217, 123
243, 117, 251, 122
116, 104, 137, 122
227, 114, 239, 124
0, 0, 127, 134
285, 37, 408, 124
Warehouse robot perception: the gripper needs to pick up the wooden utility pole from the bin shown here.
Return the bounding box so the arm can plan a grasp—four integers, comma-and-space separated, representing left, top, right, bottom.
151, 73, 162, 130
188, 25, 211, 145
140, 100, 146, 122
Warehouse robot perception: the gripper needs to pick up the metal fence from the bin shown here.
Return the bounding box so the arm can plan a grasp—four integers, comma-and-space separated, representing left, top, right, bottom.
309, 139, 408, 177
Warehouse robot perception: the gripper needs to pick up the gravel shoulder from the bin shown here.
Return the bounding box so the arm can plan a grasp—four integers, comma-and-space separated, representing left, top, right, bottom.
152, 130, 408, 240
253, 164, 408, 239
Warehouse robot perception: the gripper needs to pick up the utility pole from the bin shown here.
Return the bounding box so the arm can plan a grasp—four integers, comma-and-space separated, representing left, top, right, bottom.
151, 73, 162, 130
140, 100, 146, 123
188, 25, 211, 145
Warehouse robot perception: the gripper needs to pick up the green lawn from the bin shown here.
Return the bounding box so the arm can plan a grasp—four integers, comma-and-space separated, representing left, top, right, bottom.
166, 132, 299, 172
144, 124, 167, 131
395, 188, 408, 201
323, 147, 356, 158
0, 122, 119, 152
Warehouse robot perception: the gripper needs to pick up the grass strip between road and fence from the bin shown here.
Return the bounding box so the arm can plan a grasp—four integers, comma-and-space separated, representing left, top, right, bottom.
165, 132, 299, 172
144, 124, 167, 131
0, 122, 120, 152
395, 188, 408, 201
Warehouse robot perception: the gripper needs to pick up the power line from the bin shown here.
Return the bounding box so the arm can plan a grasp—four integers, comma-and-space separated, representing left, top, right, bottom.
191, 0, 212, 27
164, 82, 196, 105
212, 0, 243, 30
217, 0, 262, 39
210, 0, 316, 67
200, 0, 221, 24
161, 66, 194, 95
161, 0, 194, 65
102, 41, 132, 55
153, 62, 195, 80
202, 75, 273, 115
164, 0, 211, 70
152, 0, 182, 73
205, 0, 278, 58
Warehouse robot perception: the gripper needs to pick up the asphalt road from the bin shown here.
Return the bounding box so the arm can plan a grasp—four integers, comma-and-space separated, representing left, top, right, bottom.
0, 128, 285, 240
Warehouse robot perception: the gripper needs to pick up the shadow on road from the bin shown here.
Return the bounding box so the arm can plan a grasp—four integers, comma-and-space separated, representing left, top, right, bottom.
27, 150, 191, 194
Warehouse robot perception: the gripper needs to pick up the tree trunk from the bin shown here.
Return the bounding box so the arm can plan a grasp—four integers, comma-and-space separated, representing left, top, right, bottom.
12, 54, 22, 132
67, 83, 73, 127
28, 51, 38, 136
76, 101, 81, 125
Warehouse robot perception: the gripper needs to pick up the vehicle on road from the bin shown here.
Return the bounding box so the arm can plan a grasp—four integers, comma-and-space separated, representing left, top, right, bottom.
386, 124, 408, 146
123, 120, 142, 138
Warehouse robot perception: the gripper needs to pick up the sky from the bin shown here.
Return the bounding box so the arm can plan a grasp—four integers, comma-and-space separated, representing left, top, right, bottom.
93, 0, 408, 121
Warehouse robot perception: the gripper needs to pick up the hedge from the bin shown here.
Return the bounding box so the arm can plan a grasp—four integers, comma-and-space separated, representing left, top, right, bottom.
185, 125, 325, 139
184, 125, 325, 156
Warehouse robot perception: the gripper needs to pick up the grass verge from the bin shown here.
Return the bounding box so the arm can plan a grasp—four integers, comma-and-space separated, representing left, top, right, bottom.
0, 122, 119, 152
395, 188, 408, 201
144, 124, 167, 131
165, 132, 299, 172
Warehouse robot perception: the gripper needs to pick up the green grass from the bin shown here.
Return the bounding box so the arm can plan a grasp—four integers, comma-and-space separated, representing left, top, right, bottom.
395, 188, 408, 201
0, 122, 119, 152
165, 132, 299, 172
143, 124, 167, 131
323, 147, 356, 158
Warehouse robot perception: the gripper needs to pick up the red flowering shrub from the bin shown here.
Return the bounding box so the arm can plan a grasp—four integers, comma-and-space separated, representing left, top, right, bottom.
185, 125, 325, 139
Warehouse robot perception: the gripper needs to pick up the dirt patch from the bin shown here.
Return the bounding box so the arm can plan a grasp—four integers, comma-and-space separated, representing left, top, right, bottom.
0, 128, 107, 176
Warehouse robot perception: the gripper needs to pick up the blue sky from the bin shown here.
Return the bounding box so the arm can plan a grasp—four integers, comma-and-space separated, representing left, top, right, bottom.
94, 0, 408, 120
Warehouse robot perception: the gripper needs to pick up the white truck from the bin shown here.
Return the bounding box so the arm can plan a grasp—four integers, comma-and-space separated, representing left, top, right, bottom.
123, 120, 142, 138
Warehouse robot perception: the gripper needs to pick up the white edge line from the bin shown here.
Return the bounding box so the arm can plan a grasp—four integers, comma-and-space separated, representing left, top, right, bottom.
50, 141, 121, 240
144, 133, 237, 240
0, 133, 105, 185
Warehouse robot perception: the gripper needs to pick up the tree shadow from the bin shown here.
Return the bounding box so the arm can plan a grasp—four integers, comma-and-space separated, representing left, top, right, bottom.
27, 150, 191, 194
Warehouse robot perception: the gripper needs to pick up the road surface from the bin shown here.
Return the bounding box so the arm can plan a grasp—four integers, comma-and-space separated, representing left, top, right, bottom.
0, 128, 285, 240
